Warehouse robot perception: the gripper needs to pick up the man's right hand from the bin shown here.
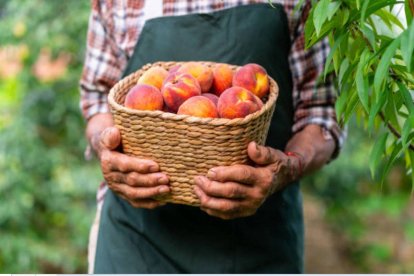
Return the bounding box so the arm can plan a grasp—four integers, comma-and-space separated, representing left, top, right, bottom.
97, 127, 170, 209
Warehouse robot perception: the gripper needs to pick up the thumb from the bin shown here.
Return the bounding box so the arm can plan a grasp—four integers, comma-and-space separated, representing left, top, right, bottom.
247, 141, 281, 166
100, 127, 121, 151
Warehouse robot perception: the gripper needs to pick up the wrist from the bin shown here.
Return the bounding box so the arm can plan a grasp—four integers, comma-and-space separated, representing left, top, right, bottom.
285, 151, 304, 181
85, 113, 114, 160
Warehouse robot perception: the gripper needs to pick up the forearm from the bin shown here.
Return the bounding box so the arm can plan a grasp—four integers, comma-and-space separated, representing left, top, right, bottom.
86, 113, 114, 157
285, 124, 335, 177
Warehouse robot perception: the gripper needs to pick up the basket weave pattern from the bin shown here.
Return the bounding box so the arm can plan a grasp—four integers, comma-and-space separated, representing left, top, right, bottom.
108, 61, 279, 206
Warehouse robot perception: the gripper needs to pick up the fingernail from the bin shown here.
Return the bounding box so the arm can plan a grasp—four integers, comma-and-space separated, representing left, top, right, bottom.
149, 165, 159, 173
207, 169, 216, 179
158, 186, 169, 193
157, 176, 168, 185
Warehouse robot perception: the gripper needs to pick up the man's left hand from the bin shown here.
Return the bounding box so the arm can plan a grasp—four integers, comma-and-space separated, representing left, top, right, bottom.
194, 141, 301, 220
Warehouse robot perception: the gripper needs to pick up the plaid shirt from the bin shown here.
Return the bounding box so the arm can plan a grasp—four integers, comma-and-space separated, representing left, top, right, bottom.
80, 0, 344, 153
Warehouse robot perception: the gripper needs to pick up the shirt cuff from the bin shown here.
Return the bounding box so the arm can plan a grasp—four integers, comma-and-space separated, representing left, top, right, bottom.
292, 116, 346, 161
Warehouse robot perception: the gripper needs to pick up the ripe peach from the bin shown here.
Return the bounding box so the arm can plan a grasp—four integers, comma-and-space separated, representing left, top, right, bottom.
217, 86, 262, 119
210, 63, 233, 96
201, 93, 219, 107
124, 84, 164, 111
161, 72, 201, 112
232, 63, 269, 98
169, 64, 181, 74
177, 96, 218, 118
137, 66, 169, 91
177, 62, 213, 93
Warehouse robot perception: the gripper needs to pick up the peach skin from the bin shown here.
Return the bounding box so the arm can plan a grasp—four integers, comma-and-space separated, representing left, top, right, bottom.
124, 84, 164, 111
177, 62, 213, 93
137, 66, 169, 91
177, 96, 218, 118
210, 63, 233, 96
217, 86, 262, 119
201, 93, 219, 107
232, 63, 269, 98
161, 72, 201, 112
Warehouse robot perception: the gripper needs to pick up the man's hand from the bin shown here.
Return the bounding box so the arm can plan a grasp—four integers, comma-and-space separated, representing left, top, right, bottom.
194, 142, 301, 220
97, 127, 170, 209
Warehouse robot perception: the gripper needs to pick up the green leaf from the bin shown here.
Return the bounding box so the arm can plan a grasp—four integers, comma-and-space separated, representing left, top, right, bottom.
397, 82, 414, 113
313, 0, 330, 36
376, 9, 405, 31
338, 58, 350, 84
327, 1, 341, 21
368, 86, 389, 132
356, 49, 370, 112
360, 0, 371, 22
360, 24, 376, 50
401, 117, 414, 151
374, 37, 400, 94
370, 132, 388, 179
381, 141, 403, 185
335, 88, 348, 121
401, 20, 414, 72
324, 33, 347, 77
344, 89, 360, 124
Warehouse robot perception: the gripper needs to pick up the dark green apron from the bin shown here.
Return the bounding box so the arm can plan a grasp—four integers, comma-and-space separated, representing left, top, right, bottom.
95, 3, 304, 273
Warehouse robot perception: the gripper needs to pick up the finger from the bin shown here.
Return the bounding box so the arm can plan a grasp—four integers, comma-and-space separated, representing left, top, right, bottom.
130, 199, 167, 209
100, 127, 121, 150
206, 165, 258, 185
194, 185, 241, 213
110, 182, 170, 200
117, 194, 166, 209
101, 150, 160, 173
194, 176, 249, 199
106, 172, 169, 187
247, 142, 282, 166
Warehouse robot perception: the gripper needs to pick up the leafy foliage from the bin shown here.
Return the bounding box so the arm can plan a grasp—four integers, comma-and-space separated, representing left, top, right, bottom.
0, 1, 101, 273
304, 0, 414, 185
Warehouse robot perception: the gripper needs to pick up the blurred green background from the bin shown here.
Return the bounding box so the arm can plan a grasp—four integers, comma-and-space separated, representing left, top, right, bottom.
0, 0, 413, 273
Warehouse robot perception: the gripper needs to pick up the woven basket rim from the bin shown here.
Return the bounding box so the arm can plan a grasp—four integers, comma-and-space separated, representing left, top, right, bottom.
108, 61, 279, 126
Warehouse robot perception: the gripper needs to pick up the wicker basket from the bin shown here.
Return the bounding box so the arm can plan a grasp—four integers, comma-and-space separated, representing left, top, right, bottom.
108, 61, 279, 206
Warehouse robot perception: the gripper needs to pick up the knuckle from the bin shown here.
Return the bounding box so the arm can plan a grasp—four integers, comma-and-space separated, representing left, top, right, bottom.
100, 152, 112, 171
126, 173, 139, 185
136, 161, 150, 173
241, 168, 251, 180
124, 189, 136, 200
228, 186, 239, 198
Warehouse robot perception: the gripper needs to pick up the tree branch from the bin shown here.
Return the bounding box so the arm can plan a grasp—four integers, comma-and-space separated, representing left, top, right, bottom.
409, 0, 414, 16
379, 112, 414, 151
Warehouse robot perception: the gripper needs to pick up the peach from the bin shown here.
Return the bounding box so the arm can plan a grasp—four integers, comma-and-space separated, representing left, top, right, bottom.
137, 66, 169, 91
201, 93, 219, 107
161, 72, 201, 112
232, 63, 269, 98
177, 62, 213, 93
169, 64, 181, 74
217, 86, 262, 119
124, 84, 164, 111
210, 63, 233, 96
177, 96, 218, 118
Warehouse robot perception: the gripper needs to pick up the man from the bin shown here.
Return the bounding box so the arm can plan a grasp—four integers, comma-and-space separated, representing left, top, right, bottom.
81, 0, 344, 273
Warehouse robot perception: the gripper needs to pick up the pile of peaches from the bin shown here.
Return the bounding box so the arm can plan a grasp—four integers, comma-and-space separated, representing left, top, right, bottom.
124, 62, 270, 119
